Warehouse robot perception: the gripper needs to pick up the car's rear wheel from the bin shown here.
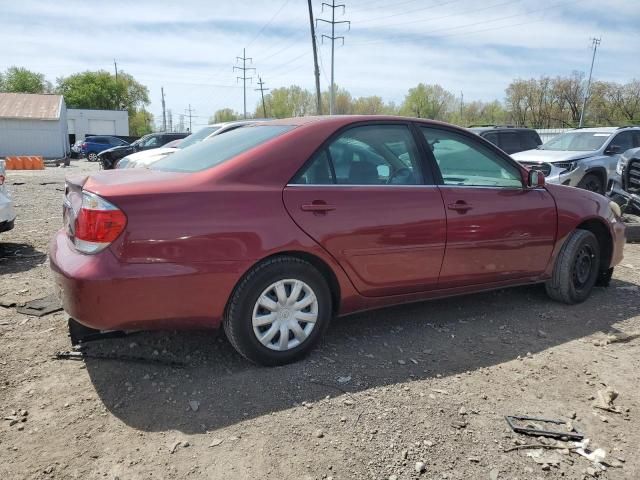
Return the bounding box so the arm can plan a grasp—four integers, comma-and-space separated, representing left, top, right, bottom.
87, 152, 98, 162
577, 173, 604, 194
545, 229, 600, 304
223, 256, 332, 366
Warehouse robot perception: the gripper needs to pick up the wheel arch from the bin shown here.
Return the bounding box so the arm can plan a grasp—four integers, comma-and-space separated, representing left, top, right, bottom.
582, 167, 607, 188
576, 218, 613, 272
226, 250, 342, 318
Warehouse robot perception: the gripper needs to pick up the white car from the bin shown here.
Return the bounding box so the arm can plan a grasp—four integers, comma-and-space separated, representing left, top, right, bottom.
0, 159, 16, 233
117, 121, 257, 169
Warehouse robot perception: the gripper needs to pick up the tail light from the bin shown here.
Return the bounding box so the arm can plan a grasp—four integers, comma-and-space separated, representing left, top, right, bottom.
82, 142, 88, 149
73, 191, 127, 254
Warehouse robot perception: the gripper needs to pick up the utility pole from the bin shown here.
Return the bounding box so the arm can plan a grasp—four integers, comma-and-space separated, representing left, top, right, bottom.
161, 87, 167, 132
255, 77, 270, 118
579, 37, 601, 128
185, 104, 194, 132
317, 0, 350, 115
168, 109, 173, 132
113, 59, 119, 109
460, 91, 464, 125
234, 48, 256, 119
307, 0, 322, 115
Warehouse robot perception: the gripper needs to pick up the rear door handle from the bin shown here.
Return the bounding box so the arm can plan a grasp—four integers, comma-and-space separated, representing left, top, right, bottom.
301, 203, 336, 212
447, 201, 472, 212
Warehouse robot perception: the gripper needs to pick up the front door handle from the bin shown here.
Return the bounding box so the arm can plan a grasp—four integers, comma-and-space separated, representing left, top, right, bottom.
301, 202, 336, 213
447, 201, 472, 212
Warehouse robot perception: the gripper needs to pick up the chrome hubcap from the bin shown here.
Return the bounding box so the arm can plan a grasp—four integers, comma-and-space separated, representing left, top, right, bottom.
252, 279, 318, 351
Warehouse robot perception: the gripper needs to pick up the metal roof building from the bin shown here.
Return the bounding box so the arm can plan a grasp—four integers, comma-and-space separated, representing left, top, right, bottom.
0, 93, 69, 158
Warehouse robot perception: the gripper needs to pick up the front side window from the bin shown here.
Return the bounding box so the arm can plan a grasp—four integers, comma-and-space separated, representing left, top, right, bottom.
421, 127, 522, 188
152, 125, 294, 173
292, 124, 423, 186
611, 131, 634, 152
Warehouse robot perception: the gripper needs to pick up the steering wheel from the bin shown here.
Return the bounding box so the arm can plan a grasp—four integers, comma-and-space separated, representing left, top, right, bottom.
387, 167, 413, 185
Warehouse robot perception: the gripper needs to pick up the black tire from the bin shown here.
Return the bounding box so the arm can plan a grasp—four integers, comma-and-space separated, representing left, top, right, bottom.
223, 256, 332, 366
577, 173, 604, 194
545, 229, 600, 304
87, 152, 98, 162
623, 215, 640, 243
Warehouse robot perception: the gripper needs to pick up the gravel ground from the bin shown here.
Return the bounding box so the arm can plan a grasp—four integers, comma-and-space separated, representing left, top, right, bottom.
1, 161, 639, 480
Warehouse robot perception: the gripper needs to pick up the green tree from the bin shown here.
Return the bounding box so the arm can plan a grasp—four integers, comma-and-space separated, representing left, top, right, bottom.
129, 110, 154, 136
262, 86, 315, 118
210, 108, 240, 123
0, 66, 51, 93
56, 70, 150, 134
400, 83, 454, 120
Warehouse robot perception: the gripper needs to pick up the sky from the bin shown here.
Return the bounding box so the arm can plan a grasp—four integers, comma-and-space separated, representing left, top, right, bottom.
1, 0, 639, 130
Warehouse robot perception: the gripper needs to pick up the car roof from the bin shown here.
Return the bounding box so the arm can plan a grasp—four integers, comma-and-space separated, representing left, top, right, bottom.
249, 115, 467, 130
468, 126, 537, 133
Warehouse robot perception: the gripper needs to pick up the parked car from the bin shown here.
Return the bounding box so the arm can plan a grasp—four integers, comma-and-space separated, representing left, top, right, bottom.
51, 116, 625, 366
70, 140, 84, 159
0, 159, 16, 233
97, 132, 189, 169
81, 136, 129, 162
116, 121, 257, 169
512, 126, 640, 194
468, 126, 541, 154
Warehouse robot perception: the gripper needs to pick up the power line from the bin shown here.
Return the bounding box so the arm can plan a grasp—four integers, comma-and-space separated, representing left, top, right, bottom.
579, 37, 601, 128
255, 77, 270, 118
234, 48, 256, 119
317, 0, 350, 115
246, 0, 291, 48
356, 0, 463, 24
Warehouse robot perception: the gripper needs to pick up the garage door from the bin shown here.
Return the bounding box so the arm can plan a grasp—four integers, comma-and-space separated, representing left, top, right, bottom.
88, 119, 116, 135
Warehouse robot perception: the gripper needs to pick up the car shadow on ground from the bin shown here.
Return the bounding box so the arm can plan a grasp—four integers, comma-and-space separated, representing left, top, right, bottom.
82, 279, 638, 434
0, 242, 48, 274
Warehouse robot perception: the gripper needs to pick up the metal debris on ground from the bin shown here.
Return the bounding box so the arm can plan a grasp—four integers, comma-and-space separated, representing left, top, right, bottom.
15, 294, 62, 317
505, 415, 584, 441
53, 348, 186, 368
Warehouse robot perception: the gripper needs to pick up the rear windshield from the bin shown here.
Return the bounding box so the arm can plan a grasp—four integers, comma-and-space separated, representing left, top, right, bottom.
151, 125, 294, 172
540, 132, 611, 151
178, 126, 220, 149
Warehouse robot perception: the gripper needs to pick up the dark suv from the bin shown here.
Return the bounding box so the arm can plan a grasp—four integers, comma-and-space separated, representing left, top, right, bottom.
468, 126, 542, 155
97, 132, 189, 169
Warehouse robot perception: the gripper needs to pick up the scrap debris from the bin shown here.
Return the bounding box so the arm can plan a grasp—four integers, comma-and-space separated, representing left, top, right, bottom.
593, 387, 622, 414
53, 348, 186, 368
593, 331, 640, 346
505, 415, 584, 441
16, 294, 62, 317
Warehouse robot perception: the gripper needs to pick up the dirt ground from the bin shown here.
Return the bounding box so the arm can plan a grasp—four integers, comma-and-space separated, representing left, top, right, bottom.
1, 161, 639, 480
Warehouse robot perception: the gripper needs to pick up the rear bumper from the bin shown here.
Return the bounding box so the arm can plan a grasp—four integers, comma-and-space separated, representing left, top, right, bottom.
611, 219, 626, 266
49, 229, 247, 331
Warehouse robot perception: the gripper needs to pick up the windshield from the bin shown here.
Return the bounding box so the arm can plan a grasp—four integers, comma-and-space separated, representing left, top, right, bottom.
152, 125, 294, 172
178, 126, 220, 149
540, 131, 611, 151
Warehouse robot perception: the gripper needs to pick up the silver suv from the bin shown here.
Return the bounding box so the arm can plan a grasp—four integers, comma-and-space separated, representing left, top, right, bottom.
0, 159, 17, 233
512, 126, 640, 194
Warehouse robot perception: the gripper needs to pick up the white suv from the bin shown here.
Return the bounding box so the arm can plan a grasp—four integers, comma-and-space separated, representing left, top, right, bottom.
0, 159, 16, 233
512, 127, 640, 194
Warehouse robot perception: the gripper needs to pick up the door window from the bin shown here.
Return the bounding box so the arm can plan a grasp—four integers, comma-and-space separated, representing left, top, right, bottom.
521, 131, 541, 150
482, 132, 499, 146
292, 124, 424, 185
612, 131, 634, 152
420, 127, 522, 188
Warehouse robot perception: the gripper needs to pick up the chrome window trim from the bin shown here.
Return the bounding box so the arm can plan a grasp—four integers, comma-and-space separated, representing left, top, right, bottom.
285, 183, 439, 188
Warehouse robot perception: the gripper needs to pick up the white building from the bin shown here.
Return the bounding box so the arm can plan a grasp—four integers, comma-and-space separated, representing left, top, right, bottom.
67, 108, 129, 141
0, 93, 69, 158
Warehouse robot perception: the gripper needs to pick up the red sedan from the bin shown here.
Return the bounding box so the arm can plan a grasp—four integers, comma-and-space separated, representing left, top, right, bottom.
50, 116, 626, 365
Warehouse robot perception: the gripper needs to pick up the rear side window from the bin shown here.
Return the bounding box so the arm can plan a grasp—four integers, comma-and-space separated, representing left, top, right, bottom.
291, 124, 424, 185
152, 125, 294, 172
90, 137, 107, 144
482, 132, 499, 146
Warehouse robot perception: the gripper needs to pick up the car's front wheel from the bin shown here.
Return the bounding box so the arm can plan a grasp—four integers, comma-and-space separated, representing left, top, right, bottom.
577, 173, 604, 194
545, 229, 600, 304
224, 256, 332, 366
87, 152, 98, 162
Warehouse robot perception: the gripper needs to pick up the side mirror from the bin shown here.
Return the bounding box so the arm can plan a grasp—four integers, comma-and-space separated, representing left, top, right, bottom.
527, 169, 545, 188
605, 144, 622, 155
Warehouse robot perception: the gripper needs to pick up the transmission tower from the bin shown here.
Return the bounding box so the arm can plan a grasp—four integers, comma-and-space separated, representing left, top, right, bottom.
317, 0, 350, 115
161, 87, 167, 132
167, 109, 173, 132
255, 77, 270, 118
579, 37, 601, 128
234, 48, 256, 119
185, 104, 195, 132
